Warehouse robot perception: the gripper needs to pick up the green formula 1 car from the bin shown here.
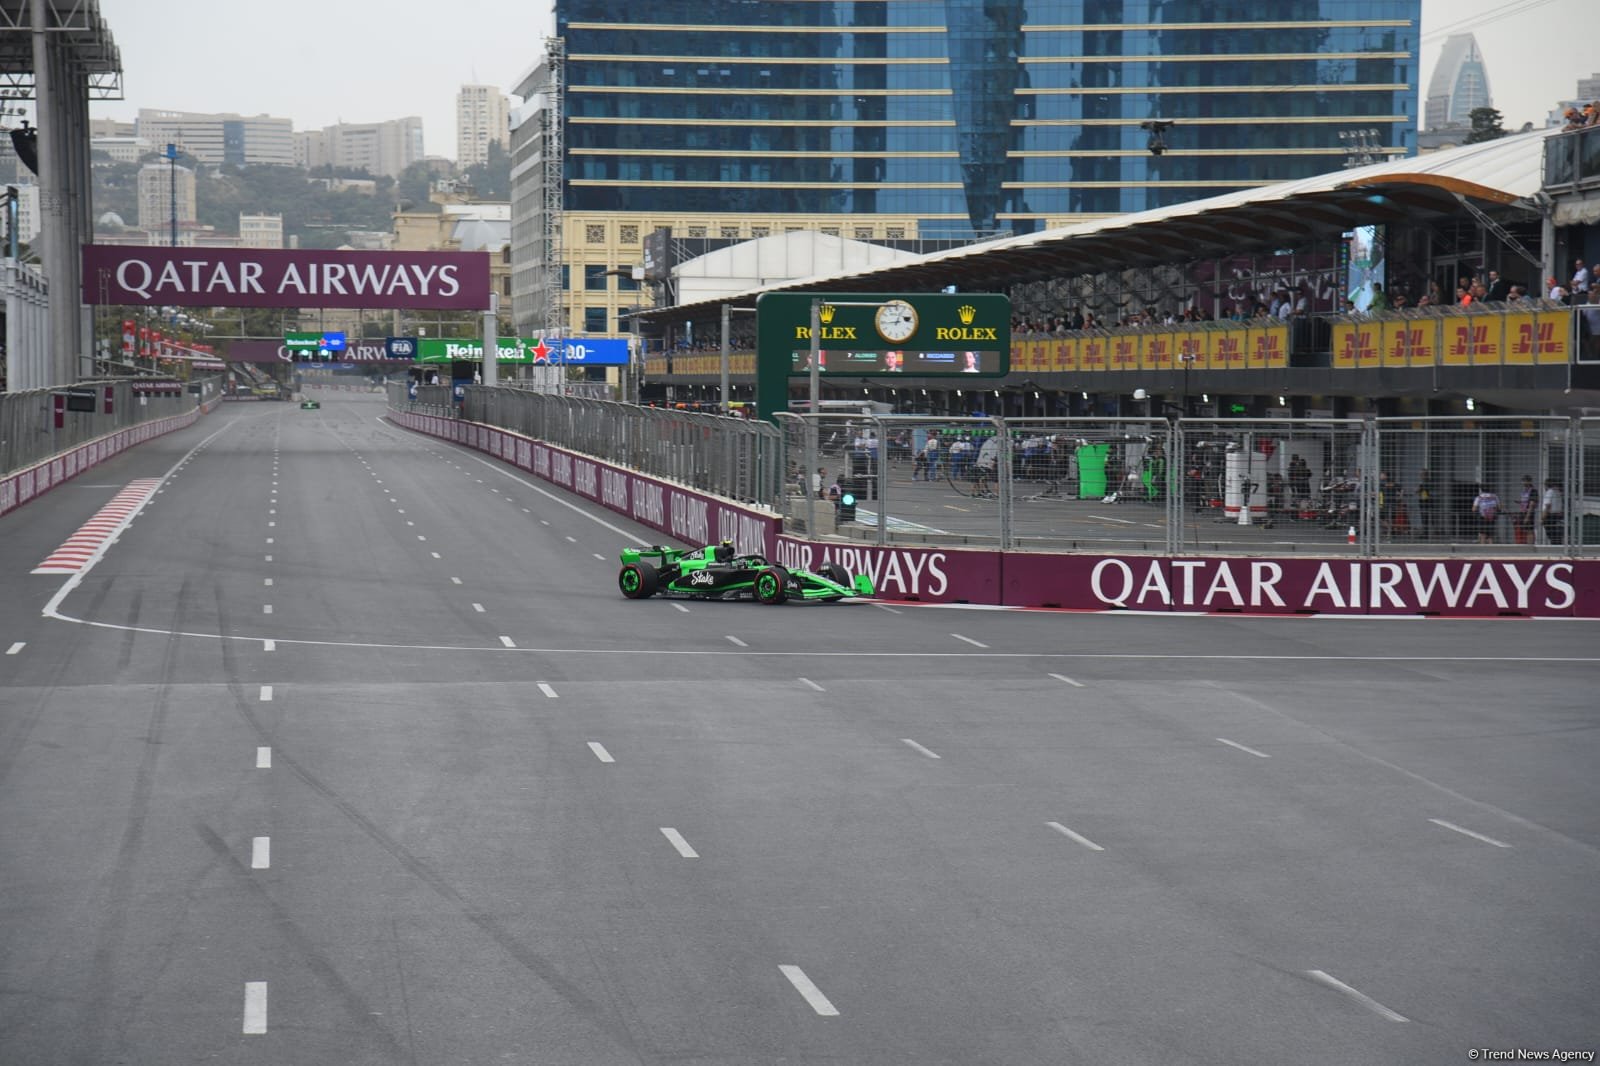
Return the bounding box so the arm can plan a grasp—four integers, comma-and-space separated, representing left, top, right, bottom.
618, 541, 873, 604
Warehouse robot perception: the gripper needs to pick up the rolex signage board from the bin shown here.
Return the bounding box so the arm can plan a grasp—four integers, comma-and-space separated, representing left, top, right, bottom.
756, 293, 1011, 377
755, 292, 1010, 419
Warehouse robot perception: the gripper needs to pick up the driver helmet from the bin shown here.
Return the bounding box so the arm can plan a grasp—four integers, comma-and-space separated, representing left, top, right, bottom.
714, 539, 734, 562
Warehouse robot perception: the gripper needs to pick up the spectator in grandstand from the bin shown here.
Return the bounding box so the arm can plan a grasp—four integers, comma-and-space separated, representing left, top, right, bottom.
1548, 276, 1569, 302
1541, 479, 1565, 545
813, 466, 826, 498
1471, 484, 1501, 544
1369, 283, 1390, 312
973, 435, 1000, 496
1572, 259, 1590, 300
1562, 107, 1585, 132
1485, 270, 1512, 302
1456, 281, 1474, 306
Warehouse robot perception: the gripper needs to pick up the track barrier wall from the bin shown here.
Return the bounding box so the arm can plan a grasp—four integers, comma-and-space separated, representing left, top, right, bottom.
386, 398, 1600, 618
0, 383, 222, 520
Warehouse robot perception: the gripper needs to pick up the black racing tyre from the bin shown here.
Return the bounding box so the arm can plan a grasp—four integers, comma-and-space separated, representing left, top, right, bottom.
754, 566, 789, 604
821, 562, 851, 587
618, 561, 659, 599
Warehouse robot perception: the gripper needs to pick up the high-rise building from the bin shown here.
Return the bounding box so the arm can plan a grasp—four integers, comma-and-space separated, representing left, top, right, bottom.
135, 109, 295, 166
1425, 34, 1492, 131
136, 162, 196, 232
456, 84, 510, 166
511, 2, 1421, 337
296, 117, 424, 177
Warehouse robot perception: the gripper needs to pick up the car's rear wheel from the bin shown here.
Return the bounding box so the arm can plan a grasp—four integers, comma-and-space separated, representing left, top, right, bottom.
754, 566, 789, 604
619, 561, 658, 599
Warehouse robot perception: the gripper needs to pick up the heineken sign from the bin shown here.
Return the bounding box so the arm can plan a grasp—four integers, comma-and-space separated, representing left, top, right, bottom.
416, 337, 631, 365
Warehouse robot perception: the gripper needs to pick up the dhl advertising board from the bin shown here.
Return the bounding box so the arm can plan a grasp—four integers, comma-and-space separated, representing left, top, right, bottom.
1333, 311, 1573, 369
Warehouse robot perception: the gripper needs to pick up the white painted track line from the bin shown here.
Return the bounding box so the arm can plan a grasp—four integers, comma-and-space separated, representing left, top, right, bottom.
5, 642, 23, 655
242, 982, 268, 1034
872, 602, 903, 614
902, 738, 941, 760
263, 639, 275, 652
1048, 672, 1084, 687
1047, 821, 1105, 851
799, 678, 825, 692
672, 603, 690, 613
450, 577, 462, 584
256, 747, 271, 769
499, 635, 516, 648
779, 965, 840, 1016
587, 742, 615, 763
952, 633, 988, 648
660, 828, 699, 858
471, 603, 485, 612
1305, 969, 1409, 1022
726, 635, 748, 648
1429, 818, 1511, 848
1217, 737, 1271, 758
251, 837, 270, 869
259, 685, 273, 702
538, 683, 558, 699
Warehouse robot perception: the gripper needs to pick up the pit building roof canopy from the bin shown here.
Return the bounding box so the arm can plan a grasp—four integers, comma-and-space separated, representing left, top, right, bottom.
0, 0, 123, 96
647, 127, 1554, 322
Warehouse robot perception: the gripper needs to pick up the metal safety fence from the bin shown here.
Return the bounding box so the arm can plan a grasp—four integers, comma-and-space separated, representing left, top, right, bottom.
1, 378, 207, 477
387, 385, 1594, 557
390, 382, 785, 507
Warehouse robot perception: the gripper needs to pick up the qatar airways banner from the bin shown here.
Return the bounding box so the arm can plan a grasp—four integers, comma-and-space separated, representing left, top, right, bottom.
387, 411, 1599, 618
83, 246, 491, 310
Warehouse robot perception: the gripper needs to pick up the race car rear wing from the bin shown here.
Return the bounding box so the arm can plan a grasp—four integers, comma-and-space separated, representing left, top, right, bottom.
618, 545, 684, 565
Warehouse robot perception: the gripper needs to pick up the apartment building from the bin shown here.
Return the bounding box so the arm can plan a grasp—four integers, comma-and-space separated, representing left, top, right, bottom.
456, 84, 510, 167
135, 109, 294, 166
136, 162, 196, 232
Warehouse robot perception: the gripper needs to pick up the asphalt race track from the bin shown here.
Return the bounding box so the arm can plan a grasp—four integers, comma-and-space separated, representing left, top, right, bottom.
1, 393, 1596, 1065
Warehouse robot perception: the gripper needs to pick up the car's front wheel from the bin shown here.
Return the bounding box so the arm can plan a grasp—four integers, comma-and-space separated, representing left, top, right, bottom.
619, 561, 659, 599
754, 566, 789, 604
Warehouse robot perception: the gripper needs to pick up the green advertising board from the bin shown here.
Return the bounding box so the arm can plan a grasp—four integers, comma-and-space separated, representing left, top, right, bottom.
416, 337, 539, 363
754, 292, 1011, 419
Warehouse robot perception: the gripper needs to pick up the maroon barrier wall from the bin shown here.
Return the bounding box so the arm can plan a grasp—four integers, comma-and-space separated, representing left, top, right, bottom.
0, 399, 215, 520
388, 412, 1600, 618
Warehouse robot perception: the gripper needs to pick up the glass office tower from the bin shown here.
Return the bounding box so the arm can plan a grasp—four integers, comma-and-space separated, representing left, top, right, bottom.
558, 0, 1420, 238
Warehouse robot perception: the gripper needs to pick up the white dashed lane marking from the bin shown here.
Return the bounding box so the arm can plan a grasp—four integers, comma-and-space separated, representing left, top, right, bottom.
726, 635, 748, 647
499, 636, 516, 648
242, 982, 268, 1034
1217, 738, 1270, 758
799, 678, 825, 692
251, 837, 270, 869
256, 747, 271, 769
902, 738, 941, 760
538, 683, 558, 698
587, 742, 615, 763
660, 828, 699, 858
1046, 821, 1104, 851
1429, 818, 1511, 848
952, 633, 988, 648
259, 686, 273, 702
1049, 673, 1085, 687
1305, 970, 1409, 1022
779, 965, 840, 1017
5, 642, 23, 655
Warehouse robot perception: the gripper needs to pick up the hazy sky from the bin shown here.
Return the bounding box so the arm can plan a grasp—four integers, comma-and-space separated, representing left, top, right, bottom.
95, 0, 1589, 159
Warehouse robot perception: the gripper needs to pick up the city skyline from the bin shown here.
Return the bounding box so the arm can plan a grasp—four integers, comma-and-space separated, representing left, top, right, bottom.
91, 0, 1588, 169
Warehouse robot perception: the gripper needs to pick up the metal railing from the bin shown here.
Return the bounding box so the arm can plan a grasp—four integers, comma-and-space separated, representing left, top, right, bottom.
1, 378, 207, 477
388, 386, 1594, 555
389, 382, 786, 508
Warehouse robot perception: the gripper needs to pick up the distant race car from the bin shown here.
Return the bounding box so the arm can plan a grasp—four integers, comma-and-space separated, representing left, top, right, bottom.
300, 399, 320, 410
618, 541, 872, 604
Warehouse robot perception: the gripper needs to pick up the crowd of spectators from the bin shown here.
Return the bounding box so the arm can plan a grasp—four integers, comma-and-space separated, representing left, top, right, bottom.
1561, 102, 1599, 131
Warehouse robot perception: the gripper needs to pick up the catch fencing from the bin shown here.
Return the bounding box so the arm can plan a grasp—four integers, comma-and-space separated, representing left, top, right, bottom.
1, 378, 202, 477
392, 382, 786, 507
386, 386, 1595, 557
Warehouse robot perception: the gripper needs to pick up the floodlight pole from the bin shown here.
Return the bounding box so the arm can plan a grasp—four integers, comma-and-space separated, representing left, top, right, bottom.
718, 302, 756, 414
805, 297, 820, 538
